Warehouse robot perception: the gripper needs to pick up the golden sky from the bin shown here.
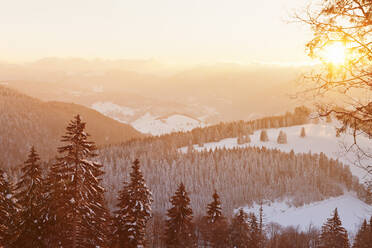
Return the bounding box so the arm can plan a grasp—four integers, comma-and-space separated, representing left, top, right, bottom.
0, 0, 312, 64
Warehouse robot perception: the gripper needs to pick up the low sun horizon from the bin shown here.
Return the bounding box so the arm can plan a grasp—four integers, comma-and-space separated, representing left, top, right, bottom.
1, 0, 312, 65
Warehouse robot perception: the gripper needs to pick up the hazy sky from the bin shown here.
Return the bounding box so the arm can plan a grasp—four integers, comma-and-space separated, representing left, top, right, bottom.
0, 0, 313, 64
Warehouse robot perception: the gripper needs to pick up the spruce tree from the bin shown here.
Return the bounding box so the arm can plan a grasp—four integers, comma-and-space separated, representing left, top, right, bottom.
114, 159, 153, 248
14, 147, 46, 248
353, 219, 370, 248
165, 183, 195, 248
258, 205, 265, 248
46, 115, 109, 248
277, 130, 287, 144
319, 208, 349, 248
247, 213, 260, 248
300, 127, 306, 138
259, 130, 269, 142
230, 209, 250, 248
0, 169, 19, 247
201, 191, 228, 248
369, 217, 372, 245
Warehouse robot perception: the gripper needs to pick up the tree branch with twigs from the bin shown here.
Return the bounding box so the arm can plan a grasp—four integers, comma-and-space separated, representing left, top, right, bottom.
294, 0, 371, 177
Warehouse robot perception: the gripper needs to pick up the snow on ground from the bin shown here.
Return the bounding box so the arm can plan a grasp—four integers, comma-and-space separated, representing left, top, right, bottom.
241, 192, 372, 232
179, 122, 372, 182
132, 113, 205, 135
91, 102, 135, 123
179, 122, 372, 231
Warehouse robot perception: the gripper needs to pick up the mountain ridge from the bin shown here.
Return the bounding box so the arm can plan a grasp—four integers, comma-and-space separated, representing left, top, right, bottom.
0, 86, 143, 168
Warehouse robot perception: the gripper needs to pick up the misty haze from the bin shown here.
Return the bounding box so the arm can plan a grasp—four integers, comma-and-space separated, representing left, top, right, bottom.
0, 0, 371, 248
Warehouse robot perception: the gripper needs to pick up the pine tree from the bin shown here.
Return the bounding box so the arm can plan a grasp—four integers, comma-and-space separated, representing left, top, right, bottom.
300, 127, 306, 138
14, 147, 46, 248
247, 213, 260, 248
369, 217, 372, 244
230, 209, 250, 248
319, 208, 349, 248
260, 130, 269, 142
237, 135, 244, 145
353, 219, 370, 248
114, 159, 153, 248
201, 191, 228, 248
258, 205, 265, 248
0, 169, 19, 247
259, 204, 263, 236
46, 115, 109, 248
277, 130, 287, 144
165, 183, 195, 248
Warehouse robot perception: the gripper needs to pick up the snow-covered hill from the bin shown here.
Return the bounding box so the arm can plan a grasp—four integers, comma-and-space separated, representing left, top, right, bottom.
241, 192, 372, 232
178, 122, 372, 232
91, 101, 135, 123
180, 122, 371, 182
91, 101, 208, 135
132, 113, 205, 135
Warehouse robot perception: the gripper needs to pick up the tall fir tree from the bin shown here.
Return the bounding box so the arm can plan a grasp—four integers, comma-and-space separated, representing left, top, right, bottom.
259, 204, 264, 247
114, 159, 153, 248
300, 127, 306, 138
353, 219, 371, 248
46, 115, 110, 248
165, 183, 196, 248
230, 209, 250, 248
0, 169, 19, 248
201, 191, 228, 248
247, 213, 260, 248
260, 130, 269, 142
319, 208, 349, 248
14, 147, 46, 248
277, 130, 287, 144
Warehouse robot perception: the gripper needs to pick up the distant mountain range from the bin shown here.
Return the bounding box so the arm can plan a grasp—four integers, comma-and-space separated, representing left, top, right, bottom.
0, 86, 143, 168
0, 58, 306, 126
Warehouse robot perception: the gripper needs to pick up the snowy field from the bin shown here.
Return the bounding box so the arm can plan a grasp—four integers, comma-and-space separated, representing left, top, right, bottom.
91, 101, 135, 123
179, 122, 372, 232
241, 192, 372, 232
180, 122, 372, 182
91, 101, 206, 135
132, 113, 205, 135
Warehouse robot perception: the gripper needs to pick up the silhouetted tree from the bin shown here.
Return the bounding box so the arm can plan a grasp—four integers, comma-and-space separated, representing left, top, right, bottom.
114, 159, 153, 248
319, 208, 349, 248
201, 191, 229, 247
296, 0, 372, 176
247, 213, 260, 248
353, 219, 371, 248
165, 183, 195, 248
14, 147, 46, 248
230, 209, 250, 248
0, 169, 19, 247
46, 115, 109, 248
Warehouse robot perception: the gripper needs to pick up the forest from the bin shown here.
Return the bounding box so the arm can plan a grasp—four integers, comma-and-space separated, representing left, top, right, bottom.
1, 113, 371, 248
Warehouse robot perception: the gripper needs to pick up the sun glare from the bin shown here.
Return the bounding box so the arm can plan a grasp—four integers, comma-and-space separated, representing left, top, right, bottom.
321, 42, 346, 65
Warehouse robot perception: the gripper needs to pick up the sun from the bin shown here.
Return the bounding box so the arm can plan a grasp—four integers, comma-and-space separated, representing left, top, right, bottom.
321, 42, 347, 65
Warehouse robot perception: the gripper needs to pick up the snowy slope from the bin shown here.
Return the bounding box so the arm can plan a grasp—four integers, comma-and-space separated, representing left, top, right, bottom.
241, 192, 372, 232
91, 102, 135, 123
178, 122, 372, 231
180, 122, 372, 182
132, 113, 205, 135
90, 101, 207, 135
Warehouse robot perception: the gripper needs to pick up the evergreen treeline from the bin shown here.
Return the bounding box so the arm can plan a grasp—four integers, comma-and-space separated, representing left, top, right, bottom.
100, 142, 362, 215
1, 114, 371, 247
121, 105, 311, 152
